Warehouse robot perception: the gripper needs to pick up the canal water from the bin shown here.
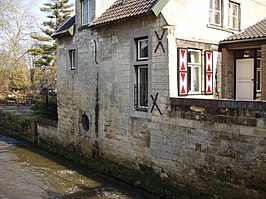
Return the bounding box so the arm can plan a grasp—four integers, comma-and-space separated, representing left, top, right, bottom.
0, 135, 151, 199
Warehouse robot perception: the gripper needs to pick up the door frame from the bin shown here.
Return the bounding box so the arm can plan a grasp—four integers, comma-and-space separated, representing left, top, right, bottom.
234, 49, 261, 100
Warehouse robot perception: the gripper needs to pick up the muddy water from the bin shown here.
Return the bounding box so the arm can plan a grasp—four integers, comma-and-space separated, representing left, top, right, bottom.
0, 135, 151, 199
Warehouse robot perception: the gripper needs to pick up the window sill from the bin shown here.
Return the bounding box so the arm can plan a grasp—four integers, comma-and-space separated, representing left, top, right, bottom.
130, 110, 152, 119
78, 24, 90, 31
207, 24, 240, 34
178, 95, 216, 99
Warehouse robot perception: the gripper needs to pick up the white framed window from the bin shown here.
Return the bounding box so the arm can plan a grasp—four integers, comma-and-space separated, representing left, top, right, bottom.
137, 38, 148, 60
209, 0, 222, 26
188, 49, 202, 94
228, 1, 239, 30
256, 57, 261, 93
134, 66, 148, 109
133, 36, 149, 112
81, 0, 90, 25
69, 49, 76, 70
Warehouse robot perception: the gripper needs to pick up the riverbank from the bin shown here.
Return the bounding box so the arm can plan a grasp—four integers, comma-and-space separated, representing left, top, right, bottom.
0, 134, 152, 199
0, 106, 184, 199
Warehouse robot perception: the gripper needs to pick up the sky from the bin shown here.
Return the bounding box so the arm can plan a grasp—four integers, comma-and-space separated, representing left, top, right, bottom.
32, 0, 75, 24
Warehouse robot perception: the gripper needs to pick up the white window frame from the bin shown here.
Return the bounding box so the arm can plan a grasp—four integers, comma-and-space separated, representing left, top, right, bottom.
209, 0, 222, 26
188, 49, 202, 94
69, 49, 76, 70
228, 1, 239, 30
137, 38, 148, 60
256, 58, 261, 93
136, 65, 148, 109
81, 0, 89, 25
133, 36, 149, 112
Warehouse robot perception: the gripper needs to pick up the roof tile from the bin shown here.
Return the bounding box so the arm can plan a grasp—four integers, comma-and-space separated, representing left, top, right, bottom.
53, 16, 75, 37
222, 17, 266, 42
90, 0, 157, 26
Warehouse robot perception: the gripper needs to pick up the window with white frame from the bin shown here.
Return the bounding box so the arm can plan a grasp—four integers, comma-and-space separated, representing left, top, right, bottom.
137, 38, 148, 60
134, 66, 148, 109
188, 49, 201, 93
256, 58, 261, 92
228, 1, 239, 30
209, 0, 222, 26
134, 37, 149, 111
81, 0, 91, 25
178, 48, 213, 96
69, 49, 76, 70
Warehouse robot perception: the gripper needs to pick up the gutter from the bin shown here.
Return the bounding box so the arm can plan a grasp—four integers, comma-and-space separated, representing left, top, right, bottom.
220, 36, 266, 45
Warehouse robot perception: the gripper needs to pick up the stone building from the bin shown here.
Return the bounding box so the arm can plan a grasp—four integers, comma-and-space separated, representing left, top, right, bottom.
50, 0, 266, 198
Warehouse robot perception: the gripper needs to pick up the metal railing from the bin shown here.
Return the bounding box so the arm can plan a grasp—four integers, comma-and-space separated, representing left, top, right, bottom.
134, 84, 148, 110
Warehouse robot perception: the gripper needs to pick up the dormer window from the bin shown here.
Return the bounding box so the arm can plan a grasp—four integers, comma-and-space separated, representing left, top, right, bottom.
81, 0, 92, 25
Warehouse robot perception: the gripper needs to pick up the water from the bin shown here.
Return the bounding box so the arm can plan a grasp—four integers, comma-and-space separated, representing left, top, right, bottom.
0, 135, 151, 199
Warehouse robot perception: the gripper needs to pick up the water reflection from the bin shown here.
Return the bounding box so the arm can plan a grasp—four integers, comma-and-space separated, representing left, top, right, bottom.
0, 135, 150, 199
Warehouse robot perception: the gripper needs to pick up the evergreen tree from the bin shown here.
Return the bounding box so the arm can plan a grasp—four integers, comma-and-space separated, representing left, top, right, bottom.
29, 0, 74, 87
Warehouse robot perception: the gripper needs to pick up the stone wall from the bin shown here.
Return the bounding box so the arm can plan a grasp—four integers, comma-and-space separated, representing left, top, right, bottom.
167, 98, 266, 198
0, 111, 37, 143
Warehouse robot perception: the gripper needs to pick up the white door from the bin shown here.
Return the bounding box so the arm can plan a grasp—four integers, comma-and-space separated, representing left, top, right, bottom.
236, 59, 254, 100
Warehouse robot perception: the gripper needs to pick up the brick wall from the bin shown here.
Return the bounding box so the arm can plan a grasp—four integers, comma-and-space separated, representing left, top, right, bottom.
221, 48, 235, 99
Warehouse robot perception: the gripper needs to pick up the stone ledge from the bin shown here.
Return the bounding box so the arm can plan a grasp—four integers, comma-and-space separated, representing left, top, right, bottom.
170, 98, 266, 128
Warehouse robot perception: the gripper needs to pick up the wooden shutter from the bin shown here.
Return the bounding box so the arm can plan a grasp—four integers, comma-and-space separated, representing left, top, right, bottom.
205, 51, 213, 95
178, 48, 188, 96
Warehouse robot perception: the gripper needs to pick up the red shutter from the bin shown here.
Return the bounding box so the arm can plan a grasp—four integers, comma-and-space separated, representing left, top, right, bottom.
178, 48, 188, 96
205, 51, 213, 95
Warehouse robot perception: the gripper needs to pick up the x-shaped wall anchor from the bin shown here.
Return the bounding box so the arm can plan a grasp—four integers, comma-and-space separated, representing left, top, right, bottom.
151, 92, 162, 115
154, 30, 166, 53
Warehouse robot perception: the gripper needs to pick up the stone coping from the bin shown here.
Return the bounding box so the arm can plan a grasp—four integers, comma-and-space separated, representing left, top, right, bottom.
170, 98, 266, 111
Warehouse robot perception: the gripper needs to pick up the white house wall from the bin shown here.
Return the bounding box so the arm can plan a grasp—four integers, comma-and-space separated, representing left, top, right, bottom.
162, 0, 266, 44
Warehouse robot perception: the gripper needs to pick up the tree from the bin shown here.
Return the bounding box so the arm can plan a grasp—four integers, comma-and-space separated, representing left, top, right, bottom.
29, 0, 74, 88
0, 0, 37, 98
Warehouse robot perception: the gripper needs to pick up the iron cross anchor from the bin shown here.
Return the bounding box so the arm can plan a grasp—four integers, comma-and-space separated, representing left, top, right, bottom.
154, 30, 166, 53
151, 92, 162, 115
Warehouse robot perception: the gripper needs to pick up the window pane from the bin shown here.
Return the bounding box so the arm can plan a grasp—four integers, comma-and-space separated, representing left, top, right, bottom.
214, 11, 221, 24
72, 51, 76, 69
209, 10, 214, 23
232, 4, 238, 15
209, 0, 213, 9
69, 50, 76, 70
229, 2, 239, 29
194, 67, 200, 92
188, 50, 201, 64
138, 67, 148, 107
233, 17, 238, 29
257, 50, 261, 58
82, 0, 88, 24
138, 39, 148, 59
256, 70, 261, 91
188, 67, 191, 92
215, 0, 221, 10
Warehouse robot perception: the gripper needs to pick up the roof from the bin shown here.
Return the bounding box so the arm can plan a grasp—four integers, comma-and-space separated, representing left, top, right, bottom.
52, 15, 75, 38
90, 0, 158, 27
221, 17, 266, 43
